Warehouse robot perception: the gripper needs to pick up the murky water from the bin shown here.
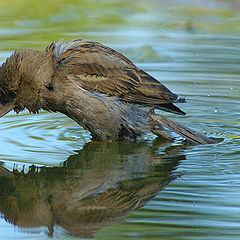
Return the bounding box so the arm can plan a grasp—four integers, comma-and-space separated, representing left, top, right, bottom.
1, 0, 240, 239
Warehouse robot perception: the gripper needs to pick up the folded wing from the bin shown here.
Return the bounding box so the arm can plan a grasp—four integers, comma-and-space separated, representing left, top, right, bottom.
48, 40, 185, 115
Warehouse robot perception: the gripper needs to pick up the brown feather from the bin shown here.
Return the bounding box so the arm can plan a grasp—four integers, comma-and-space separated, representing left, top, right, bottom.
50, 40, 185, 115
0, 39, 215, 144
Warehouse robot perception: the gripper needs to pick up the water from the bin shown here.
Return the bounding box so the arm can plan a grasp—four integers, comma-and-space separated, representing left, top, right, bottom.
0, 0, 240, 239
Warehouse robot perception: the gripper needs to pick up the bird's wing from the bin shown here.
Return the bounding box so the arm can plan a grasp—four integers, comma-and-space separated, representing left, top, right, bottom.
48, 40, 185, 114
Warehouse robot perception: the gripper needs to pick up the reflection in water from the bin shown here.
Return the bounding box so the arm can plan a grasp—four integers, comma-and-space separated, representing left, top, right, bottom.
0, 141, 185, 238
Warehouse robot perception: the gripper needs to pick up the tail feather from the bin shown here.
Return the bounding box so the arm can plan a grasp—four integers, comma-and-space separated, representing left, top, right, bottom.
150, 114, 215, 145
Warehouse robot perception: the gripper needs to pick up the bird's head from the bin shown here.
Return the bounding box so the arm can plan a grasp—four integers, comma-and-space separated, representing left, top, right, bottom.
0, 50, 59, 117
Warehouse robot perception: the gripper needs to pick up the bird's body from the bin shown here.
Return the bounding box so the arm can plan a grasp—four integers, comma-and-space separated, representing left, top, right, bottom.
0, 39, 214, 144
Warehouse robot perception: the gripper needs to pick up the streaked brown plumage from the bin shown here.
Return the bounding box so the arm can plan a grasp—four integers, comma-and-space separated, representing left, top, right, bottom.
0, 39, 214, 144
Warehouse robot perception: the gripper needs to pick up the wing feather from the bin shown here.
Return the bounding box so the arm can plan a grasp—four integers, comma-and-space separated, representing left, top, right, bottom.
48, 40, 185, 114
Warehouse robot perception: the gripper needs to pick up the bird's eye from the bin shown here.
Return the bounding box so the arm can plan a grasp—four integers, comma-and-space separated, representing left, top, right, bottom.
45, 83, 54, 91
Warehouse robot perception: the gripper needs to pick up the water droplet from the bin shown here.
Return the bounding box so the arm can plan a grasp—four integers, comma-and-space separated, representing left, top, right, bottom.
230, 87, 234, 90
214, 108, 219, 113
207, 93, 210, 97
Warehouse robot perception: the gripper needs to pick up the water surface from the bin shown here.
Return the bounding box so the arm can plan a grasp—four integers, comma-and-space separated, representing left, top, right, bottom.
0, 0, 240, 239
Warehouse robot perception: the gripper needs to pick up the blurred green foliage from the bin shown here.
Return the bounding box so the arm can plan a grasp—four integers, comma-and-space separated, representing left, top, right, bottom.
1, 0, 240, 50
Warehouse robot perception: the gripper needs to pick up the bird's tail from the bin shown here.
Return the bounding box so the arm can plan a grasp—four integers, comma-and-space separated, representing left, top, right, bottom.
150, 114, 215, 145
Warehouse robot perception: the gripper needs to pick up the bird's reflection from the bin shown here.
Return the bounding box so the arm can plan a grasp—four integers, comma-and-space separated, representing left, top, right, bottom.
0, 140, 185, 238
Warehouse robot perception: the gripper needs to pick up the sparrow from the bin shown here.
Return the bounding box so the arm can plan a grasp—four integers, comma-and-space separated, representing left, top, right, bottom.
0, 39, 214, 144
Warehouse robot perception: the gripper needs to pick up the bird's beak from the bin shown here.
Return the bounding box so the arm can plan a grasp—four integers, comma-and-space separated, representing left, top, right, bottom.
0, 102, 14, 117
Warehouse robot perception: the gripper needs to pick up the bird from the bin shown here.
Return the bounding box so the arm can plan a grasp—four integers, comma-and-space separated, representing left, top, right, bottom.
0, 39, 214, 144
